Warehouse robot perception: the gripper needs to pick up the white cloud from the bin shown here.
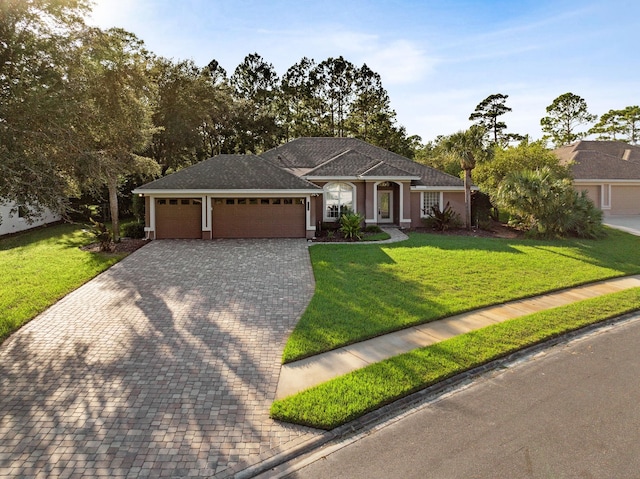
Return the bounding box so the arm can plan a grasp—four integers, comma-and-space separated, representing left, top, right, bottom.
363, 40, 435, 85
86, 0, 148, 29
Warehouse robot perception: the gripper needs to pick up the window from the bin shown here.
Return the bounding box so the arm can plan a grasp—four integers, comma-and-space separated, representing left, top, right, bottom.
422, 192, 441, 217
260, 199, 270, 205
324, 182, 354, 220
158, 199, 166, 205
169, 199, 178, 205
181, 199, 190, 205
249, 198, 258, 205
237, 198, 246, 205
283, 198, 293, 205
226, 199, 235, 205
272, 198, 281, 205
214, 198, 223, 205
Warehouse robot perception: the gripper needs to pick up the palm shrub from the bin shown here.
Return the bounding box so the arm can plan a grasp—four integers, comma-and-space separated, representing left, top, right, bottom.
495, 167, 604, 239
89, 218, 112, 251
340, 212, 364, 240
423, 202, 461, 231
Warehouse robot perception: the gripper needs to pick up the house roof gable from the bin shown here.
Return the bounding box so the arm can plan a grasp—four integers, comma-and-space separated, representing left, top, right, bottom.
135, 154, 321, 191
260, 137, 464, 187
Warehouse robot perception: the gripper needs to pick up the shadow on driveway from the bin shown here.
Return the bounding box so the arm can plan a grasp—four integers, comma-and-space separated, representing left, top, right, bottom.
0, 239, 321, 478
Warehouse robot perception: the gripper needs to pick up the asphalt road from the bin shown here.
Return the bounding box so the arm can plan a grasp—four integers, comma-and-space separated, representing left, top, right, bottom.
284, 314, 640, 479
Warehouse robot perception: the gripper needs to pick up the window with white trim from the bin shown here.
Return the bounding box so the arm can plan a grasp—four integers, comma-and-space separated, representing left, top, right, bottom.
324, 182, 354, 220
421, 192, 441, 217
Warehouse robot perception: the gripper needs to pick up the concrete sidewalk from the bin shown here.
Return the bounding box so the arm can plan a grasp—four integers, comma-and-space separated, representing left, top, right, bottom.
276, 274, 640, 399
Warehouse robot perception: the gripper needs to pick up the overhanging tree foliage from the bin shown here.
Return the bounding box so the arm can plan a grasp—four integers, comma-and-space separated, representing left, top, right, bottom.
0, 0, 90, 220
72, 27, 160, 241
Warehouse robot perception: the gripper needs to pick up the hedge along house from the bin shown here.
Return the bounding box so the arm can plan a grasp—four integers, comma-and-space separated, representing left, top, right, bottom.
133, 137, 467, 239
554, 140, 640, 216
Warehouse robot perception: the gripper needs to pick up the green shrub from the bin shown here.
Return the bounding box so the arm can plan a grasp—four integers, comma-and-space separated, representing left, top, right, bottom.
122, 221, 145, 239
339, 212, 364, 240
364, 225, 382, 233
423, 202, 461, 231
496, 167, 605, 239
89, 218, 112, 251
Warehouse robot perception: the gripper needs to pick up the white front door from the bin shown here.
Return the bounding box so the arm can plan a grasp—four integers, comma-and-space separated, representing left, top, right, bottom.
377, 191, 393, 223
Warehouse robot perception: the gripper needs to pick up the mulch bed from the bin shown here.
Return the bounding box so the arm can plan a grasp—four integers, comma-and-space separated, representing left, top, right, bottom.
312, 221, 523, 242
81, 238, 149, 254
411, 221, 524, 239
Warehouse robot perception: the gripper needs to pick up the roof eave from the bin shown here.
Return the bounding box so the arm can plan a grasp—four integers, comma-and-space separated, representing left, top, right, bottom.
573, 179, 640, 183
132, 188, 321, 195
411, 185, 471, 191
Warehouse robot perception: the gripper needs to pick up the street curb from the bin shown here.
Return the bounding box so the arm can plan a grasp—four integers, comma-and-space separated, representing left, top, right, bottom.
236, 310, 640, 478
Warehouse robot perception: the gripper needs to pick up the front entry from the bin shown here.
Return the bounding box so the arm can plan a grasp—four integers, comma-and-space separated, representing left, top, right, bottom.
377, 190, 393, 223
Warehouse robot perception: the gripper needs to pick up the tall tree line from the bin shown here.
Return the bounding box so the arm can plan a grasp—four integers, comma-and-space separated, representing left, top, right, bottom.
0, 0, 416, 235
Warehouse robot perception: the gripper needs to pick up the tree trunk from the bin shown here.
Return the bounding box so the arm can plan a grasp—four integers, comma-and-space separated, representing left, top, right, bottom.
464, 168, 472, 230
107, 174, 120, 242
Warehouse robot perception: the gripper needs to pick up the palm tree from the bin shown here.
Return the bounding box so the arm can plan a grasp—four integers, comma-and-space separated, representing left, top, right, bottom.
443, 125, 491, 229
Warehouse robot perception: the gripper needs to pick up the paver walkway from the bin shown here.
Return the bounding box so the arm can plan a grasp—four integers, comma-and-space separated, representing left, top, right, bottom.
0, 240, 323, 479
276, 274, 640, 398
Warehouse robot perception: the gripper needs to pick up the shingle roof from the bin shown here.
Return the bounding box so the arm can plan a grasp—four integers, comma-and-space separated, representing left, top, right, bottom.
135, 154, 321, 191
260, 137, 464, 187
554, 140, 640, 180
304, 149, 418, 178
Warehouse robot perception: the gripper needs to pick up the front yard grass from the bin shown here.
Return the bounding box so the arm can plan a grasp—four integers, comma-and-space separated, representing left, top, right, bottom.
283, 229, 640, 362
0, 223, 126, 343
272, 287, 640, 430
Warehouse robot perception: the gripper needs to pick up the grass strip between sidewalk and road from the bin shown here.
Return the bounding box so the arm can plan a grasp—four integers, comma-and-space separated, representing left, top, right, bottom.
0, 223, 127, 343
271, 287, 640, 430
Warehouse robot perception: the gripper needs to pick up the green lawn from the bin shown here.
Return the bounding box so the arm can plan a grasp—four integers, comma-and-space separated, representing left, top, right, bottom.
283, 229, 640, 362
0, 223, 127, 342
272, 287, 640, 430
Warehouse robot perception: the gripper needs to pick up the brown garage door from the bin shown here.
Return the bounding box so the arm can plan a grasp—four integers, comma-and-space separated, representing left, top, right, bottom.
156, 198, 202, 239
212, 198, 305, 238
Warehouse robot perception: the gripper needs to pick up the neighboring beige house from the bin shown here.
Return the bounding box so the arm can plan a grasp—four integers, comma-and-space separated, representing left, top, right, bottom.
555, 140, 640, 216
0, 202, 61, 237
133, 137, 467, 239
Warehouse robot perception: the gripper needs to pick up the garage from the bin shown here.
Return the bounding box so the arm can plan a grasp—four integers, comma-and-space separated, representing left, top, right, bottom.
610, 185, 640, 215
212, 198, 305, 238
155, 198, 202, 239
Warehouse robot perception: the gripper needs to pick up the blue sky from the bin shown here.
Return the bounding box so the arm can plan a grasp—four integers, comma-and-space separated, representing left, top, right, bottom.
88, 0, 639, 143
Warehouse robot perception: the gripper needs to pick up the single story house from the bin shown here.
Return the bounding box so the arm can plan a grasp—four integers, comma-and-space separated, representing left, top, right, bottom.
554, 140, 640, 216
133, 137, 467, 239
0, 202, 61, 237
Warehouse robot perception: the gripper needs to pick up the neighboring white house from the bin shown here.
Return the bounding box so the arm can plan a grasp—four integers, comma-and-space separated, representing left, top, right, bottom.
0, 202, 62, 236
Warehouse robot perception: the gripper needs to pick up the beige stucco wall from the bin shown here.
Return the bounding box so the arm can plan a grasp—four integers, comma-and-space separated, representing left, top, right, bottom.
443, 192, 466, 218
410, 191, 466, 227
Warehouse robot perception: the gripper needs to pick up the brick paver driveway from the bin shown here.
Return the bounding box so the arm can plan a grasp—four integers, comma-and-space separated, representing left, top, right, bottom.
0, 240, 322, 478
